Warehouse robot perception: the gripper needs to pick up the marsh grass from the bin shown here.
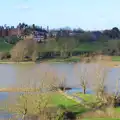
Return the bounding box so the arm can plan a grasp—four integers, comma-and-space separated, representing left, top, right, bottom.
79, 107, 120, 119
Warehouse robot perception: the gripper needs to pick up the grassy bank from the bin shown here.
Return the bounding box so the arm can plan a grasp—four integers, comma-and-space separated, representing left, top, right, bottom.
2, 92, 120, 119
73, 42, 104, 52
76, 94, 120, 119
0, 38, 13, 52
0, 57, 80, 64
112, 56, 120, 61
0, 37, 120, 68
0, 37, 120, 64
0, 88, 40, 92
0, 57, 120, 67
75, 93, 96, 103
0, 61, 35, 64
51, 92, 78, 107
41, 56, 81, 63
6, 92, 88, 115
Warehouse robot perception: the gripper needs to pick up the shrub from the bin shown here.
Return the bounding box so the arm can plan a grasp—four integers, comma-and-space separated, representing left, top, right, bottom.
10, 39, 36, 62
0, 52, 11, 60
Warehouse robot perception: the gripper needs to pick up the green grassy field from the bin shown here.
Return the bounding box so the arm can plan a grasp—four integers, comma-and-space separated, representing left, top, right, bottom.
6, 92, 86, 114
50, 93, 88, 114
3, 92, 120, 119
74, 42, 104, 52
114, 107, 120, 113
0, 37, 105, 53
0, 38, 13, 52
51, 93, 77, 107
74, 93, 96, 103
112, 56, 120, 61
77, 94, 120, 119
47, 93, 90, 116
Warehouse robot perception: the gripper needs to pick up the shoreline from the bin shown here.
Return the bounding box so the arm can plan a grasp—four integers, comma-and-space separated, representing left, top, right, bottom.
0, 61, 35, 64
0, 88, 40, 92
98, 60, 120, 68
0, 59, 77, 64
0, 60, 119, 68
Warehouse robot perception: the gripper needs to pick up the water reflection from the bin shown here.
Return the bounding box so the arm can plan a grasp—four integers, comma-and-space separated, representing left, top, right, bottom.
0, 64, 16, 88
0, 63, 120, 119
0, 92, 8, 100
0, 63, 120, 92
0, 112, 12, 119
0, 63, 120, 103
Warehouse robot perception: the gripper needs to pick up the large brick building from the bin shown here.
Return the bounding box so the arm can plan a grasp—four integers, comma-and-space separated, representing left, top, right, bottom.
0, 27, 23, 37
9, 28, 23, 37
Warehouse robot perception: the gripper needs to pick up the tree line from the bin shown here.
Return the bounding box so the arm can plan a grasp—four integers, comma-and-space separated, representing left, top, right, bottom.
1, 23, 120, 61
1, 23, 120, 40
10, 37, 79, 62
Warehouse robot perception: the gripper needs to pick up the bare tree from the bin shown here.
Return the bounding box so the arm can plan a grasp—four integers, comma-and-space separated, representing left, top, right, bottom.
31, 50, 37, 62
74, 63, 90, 94
16, 93, 28, 120
10, 39, 36, 62
91, 64, 109, 104
13, 64, 61, 119
111, 78, 120, 107
3, 64, 67, 120
14, 81, 53, 120
57, 37, 77, 58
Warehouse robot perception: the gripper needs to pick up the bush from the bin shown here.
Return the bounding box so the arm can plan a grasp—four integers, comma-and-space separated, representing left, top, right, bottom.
31, 51, 37, 62
0, 52, 11, 60
5, 36, 21, 44
10, 39, 36, 62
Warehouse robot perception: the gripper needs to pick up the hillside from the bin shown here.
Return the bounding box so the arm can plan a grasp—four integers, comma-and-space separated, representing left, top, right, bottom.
0, 38, 14, 52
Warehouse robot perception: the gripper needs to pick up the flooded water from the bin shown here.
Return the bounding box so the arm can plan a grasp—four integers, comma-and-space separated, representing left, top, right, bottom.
0, 62, 120, 119
0, 63, 120, 93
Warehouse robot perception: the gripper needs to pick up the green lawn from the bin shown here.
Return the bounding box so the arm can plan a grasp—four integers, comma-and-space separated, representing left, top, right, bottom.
114, 107, 120, 112
51, 93, 89, 115
6, 92, 120, 119
7, 92, 86, 114
112, 56, 120, 61
0, 38, 13, 52
75, 93, 96, 103
74, 42, 104, 52
67, 105, 89, 115
50, 93, 78, 107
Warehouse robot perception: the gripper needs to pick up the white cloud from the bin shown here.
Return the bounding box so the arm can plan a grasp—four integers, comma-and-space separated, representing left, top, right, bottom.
15, 4, 31, 10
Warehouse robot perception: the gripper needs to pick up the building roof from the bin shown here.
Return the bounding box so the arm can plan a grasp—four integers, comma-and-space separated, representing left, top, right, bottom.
34, 28, 48, 33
